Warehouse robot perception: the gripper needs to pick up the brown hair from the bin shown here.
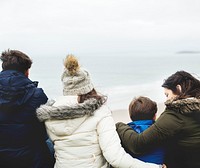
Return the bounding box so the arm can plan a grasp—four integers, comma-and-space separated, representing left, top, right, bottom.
0, 49, 32, 73
129, 96, 157, 121
162, 70, 200, 99
78, 89, 106, 104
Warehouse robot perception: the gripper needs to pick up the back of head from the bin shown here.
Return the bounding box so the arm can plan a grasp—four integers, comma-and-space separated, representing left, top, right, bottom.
162, 70, 200, 99
0, 49, 32, 73
129, 96, 157, 121
61, 54, 94, 96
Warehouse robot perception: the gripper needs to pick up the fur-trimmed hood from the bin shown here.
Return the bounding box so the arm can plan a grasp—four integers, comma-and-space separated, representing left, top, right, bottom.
165, 97, 200, 114
37, 98, 104, 122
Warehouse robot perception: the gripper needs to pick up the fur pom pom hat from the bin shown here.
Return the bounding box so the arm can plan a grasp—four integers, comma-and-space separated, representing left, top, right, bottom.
61, 54, 94, 96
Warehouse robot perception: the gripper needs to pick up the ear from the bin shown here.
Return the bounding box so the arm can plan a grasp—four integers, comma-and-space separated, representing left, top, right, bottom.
25, 69, 29, 77
176, 85, 182, 93
153, 114, 156, 121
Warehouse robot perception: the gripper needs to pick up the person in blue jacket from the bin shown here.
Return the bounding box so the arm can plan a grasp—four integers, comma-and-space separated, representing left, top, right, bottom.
126, 96, 165, 164
0, 49, 54, 168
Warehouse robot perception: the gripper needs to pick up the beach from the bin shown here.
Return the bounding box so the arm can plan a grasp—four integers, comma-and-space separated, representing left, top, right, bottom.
112, 102, 165, 123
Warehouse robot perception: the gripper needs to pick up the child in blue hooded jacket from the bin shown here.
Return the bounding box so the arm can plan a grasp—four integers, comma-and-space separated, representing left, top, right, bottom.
127, 96, 164, 164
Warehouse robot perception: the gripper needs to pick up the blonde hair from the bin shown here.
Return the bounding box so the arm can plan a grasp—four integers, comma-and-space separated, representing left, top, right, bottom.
64, 54, 80, 75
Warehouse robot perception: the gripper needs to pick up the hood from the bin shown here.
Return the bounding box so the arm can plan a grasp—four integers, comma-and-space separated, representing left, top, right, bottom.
165, 97, 200, 114
0, 70, 37, 108
128, 120, 154, 133
36, 97, 104, 122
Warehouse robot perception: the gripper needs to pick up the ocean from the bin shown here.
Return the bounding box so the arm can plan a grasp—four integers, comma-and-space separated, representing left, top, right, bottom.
29, 52, 200, 111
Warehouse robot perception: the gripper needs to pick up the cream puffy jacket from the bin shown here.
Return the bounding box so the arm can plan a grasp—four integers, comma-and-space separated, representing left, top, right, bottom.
37, 96, 160, 168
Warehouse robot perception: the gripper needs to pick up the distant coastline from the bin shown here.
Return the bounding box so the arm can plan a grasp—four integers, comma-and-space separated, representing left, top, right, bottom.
176, 50, 200, 54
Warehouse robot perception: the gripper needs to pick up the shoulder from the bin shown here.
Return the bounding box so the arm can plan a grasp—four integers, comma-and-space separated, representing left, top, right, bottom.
155, 109, 184, 133
29, 87, 48, 108
33, 87, 47, 98
159, 108, 185, 121
94, 104, 112, 117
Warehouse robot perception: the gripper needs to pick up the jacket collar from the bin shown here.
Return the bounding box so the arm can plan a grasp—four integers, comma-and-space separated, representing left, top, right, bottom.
128, 120, 154, 126
165, 97, 200, 114
128, 120, 154, 133
36, 97, 105, 122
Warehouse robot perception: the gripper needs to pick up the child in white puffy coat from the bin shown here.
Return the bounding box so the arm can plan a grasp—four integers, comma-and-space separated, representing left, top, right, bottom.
36, 55, 164, 168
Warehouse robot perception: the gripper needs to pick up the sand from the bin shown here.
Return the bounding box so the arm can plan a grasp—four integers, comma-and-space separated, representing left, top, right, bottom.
111, 102, 165, 123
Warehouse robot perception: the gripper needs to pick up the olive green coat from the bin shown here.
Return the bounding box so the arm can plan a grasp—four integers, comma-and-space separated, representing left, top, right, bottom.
116, 98, 200, 168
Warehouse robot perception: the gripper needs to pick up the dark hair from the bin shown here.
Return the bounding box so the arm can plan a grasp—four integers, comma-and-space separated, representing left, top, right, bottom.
162, 71, 200, 99
0, 49, 32, 73
78, 89, 107, 104
129, 96, 157, 121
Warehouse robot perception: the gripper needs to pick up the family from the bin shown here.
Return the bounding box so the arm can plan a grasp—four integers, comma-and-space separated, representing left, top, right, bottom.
0, 49, 200, 168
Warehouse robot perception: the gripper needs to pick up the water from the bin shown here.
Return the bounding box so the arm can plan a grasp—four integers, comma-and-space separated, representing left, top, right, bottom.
29, 52, 200, 111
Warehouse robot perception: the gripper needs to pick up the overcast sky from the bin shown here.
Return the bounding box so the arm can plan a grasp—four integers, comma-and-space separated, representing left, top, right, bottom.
0, 0, 200, 56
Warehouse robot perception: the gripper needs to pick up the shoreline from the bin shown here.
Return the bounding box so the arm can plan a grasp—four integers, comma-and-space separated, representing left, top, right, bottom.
112, 102, 165, 123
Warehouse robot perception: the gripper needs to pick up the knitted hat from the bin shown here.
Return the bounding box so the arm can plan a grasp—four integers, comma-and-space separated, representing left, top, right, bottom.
61, 54, 94, 96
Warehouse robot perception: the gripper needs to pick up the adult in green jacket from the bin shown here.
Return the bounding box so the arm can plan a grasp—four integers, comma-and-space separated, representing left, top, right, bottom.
116, 70, 200, 168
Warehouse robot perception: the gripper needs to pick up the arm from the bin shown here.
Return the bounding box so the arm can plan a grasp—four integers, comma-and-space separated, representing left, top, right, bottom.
116, 110, 184, 155
26, 88, 49, 140
97, 115, 161, 168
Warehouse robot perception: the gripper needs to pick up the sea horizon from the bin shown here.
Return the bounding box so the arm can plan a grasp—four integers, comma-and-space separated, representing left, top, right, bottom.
0, 52, 200, 110
16, 51, 200, 111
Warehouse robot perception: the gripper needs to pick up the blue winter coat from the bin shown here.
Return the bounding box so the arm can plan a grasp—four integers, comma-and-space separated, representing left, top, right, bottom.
128, 120, 164, 164
0, 70, 54, 168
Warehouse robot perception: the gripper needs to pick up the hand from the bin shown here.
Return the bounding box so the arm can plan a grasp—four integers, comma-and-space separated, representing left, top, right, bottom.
162, 164, 167, 168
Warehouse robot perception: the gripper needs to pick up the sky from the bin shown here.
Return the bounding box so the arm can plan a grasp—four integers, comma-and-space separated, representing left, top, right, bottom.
0, 0, 200, 57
